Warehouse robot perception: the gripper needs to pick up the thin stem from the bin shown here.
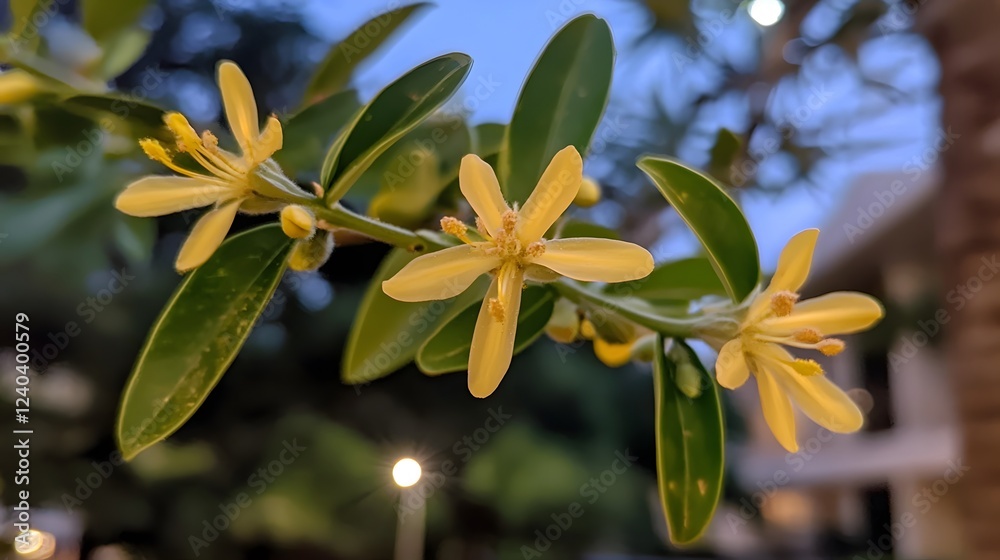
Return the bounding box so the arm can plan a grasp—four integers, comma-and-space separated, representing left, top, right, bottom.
310, 204, 442, 252
554, 280, 697, 338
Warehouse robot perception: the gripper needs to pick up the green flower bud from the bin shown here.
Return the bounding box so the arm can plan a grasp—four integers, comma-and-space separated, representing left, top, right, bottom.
545, 298, 580, 344
288, 231, 334, 271
676, 362, 703, 399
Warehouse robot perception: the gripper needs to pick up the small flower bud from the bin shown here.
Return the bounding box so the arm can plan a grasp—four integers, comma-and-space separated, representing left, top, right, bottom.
545, 298, 580, 344
675, 363, 703, 399
574, 176, 602, 207
580, 319, 597, 340
288, 231, 334, 271
280, 205, 316, 240
629, 334, 658, 363
594, 338, 632, 368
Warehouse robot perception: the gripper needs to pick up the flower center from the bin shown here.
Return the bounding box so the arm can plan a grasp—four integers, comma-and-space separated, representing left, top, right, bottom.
440, 210, 545, 265
140, 112, 252, 191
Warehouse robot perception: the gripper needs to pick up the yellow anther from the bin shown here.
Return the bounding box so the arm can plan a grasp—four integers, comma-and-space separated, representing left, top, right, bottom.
525, 240, 546, 258
488, 297, 505, 322
201, 130, 220, 151
792, 328, 823, 344
770, 290, 799, 317
790, 359, 824, 377
164, 112, 201, 149
139, 138, 171, 164
440, 216, 472, 244
501, 209, 518, 233
817, 338, 845, 356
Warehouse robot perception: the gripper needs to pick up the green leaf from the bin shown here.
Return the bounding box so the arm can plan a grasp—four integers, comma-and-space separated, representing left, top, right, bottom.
321, 53, 472, 202
62, 94, 168, 140
416, 285, 555, 375
93, 27, 151, 79
81, 0, 149, 43
605, 258, 726, 303
558, 220, 620, 240
342, 247, 487, 384
707, 128, 743, 185
274, 89, 361, 178
9, 0, 43, 51
303, 3, 430, 104
472, 122, 505, 164
498, 15, 613, 204
116, 225, 292, 460
653, 337, 724, 545
637, 156, 759, 303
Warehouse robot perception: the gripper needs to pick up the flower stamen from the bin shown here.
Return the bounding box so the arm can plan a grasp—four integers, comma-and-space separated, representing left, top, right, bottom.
789, 359, 824, 377
792, 328, 823, 344
441, 216, 473, 244
817, 338, 845, 356
770, 290, 799, 317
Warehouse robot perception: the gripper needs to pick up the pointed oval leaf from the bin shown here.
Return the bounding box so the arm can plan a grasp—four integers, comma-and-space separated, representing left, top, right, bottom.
274, 89, 361, 178
342, 247, 488, 384
116, 225, 292, 460
498, 15, 614, 204
321, 53, 472, 201
637, 156, 759, 303
653, 337, 724, 545
303, 3, 430, 103
416, 285, 555, 375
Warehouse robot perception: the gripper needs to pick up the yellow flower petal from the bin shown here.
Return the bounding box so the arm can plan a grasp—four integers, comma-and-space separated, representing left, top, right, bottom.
459, 154, 509, 237
0, 70, 43, 104
769, 228, 819, 293
382, 245, 499, 302
217, 61, 259, 156
762, 292, 884, 336
756, 368, 799, 452
758, 347, 864, 434
594, 337, 632, 367
176, 198, 242, 272
257, 115, 283, 162
716, 339, 749, 389
115, 176, 228, 217
531, 238, 654, 282
517, 146, 582, 243
468, 265, 523, 398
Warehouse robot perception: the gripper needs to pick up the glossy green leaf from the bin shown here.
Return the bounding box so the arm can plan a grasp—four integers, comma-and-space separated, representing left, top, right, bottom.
321, 53, 472, 202
498, 15, 613, 204
116, 225, 292, 460
416, 285, 555, 375
653, 337, 724, 545
274, 89, 361, 178
637, 156, 759, 303
63, 94, 168, 140
472, 122, 505, 165
342, 247, 487, 384
303, 3, 430, 104
558, 220, 620, 240
707, 128, 743, 185
82, 0, 149, 43
604, 257, 726, 303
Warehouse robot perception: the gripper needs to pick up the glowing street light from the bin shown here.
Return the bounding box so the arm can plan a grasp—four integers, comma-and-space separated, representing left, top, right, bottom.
392, 457, 425, 560
392, 457, 422, 488
748, 0, 785, 27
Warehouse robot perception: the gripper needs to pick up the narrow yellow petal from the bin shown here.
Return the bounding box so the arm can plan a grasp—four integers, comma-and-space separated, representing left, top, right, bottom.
175, 199, 242, 271
768, 228, 819, 293
758, 347, 864, 434
0, 70, 43, 104
716, 339, 749, 389
459, 154, 509, 237
756, 368, 799, 452
517, 146, 582, 243
217, 61, 259, 156
531, 238, 654, 282
762, 292, 884, 336
257, 115, 283, 162
468, 265, 523, 398
381, 245, 499, 302
115, 176, 227, 217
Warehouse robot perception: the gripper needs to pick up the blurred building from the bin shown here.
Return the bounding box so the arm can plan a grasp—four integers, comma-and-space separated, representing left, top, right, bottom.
724, 169, 965, 560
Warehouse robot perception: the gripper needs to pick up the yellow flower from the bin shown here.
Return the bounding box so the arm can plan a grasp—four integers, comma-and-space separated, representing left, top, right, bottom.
382, 146, 655, 398
713, 229, 884, 452
115, 61, 305, 271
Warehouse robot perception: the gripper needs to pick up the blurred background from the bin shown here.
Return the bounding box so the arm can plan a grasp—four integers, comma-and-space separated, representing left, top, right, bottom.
0, 0, 992, 558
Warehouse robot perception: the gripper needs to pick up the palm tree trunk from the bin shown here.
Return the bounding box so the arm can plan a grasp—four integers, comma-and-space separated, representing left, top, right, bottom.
920, 1, 1000, 558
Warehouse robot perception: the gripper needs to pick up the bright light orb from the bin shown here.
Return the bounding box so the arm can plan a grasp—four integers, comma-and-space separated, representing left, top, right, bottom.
392, 458, 422, 488
748, 0, 785, 27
